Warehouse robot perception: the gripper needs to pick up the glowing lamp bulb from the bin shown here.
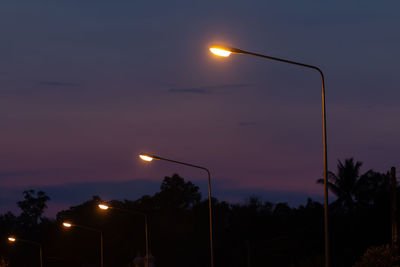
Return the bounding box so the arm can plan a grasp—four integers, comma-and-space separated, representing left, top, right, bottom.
62, 222, 72, 228
98, 204, 109, 210
139, 155, 153, 162
8, 237, 16, 242
209, 47, 232, 57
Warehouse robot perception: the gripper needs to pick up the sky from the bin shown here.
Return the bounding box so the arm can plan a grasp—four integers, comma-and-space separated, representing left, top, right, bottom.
1, 1, 400, 217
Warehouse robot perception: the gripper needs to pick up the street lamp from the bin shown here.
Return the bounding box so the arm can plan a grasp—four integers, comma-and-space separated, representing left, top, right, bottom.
7, 236, 43, 267
62, 221, 103, 267
209, 44, 330, 267
139, 153, 214, 267
98, 203, 150, 267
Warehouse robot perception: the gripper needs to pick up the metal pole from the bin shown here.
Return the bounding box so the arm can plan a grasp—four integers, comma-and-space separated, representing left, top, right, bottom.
392, 167, 398, 253
320, 70, 330, 267
39, 244, 43, 267
237, 49, 330, 267
145, 215, 149, 267
206, 169, 214, 267
100, 231, 103, 267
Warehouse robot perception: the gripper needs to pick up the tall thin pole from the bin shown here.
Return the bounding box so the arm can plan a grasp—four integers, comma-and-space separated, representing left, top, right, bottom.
145, 215, 149, 267
392, 167, 398, 252
320, 71, 330, 267
206, 169, 214, 267
226, 48, 330, 267
100, 231, 103, 267
39, 244, 43, 267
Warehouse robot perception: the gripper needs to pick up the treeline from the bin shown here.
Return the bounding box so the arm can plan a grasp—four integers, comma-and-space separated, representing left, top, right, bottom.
0, 158, 398, 267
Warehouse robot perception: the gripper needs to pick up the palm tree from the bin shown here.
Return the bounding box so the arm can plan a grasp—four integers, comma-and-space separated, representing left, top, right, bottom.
317, 158, 363, 213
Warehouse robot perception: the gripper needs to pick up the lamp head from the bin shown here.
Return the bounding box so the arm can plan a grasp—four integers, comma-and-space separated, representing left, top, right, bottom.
209, 45, 244, 57
8, 236, 16, 242
139, 154, 154, 162
98, 204, 109, 210
62, 222, 72, 228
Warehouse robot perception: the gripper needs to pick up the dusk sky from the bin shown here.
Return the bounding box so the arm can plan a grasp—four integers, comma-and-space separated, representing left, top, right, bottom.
1, 1, 400, 217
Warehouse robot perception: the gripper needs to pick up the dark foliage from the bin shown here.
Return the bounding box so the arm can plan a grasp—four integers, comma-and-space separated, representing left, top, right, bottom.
0, 162, 398, 267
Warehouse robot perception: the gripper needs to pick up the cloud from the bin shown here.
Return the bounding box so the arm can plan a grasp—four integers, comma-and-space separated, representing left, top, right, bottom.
168, 84, 251, 94
38, 81, 79, 87
0, 170, 44, 179
238, 122, 260, 127
168, 88, 208, 94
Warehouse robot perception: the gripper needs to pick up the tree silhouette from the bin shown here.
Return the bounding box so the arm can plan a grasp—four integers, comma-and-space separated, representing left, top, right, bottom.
317, 158, 364, 213
17, 190, 50, 228
154, 173, 201, 210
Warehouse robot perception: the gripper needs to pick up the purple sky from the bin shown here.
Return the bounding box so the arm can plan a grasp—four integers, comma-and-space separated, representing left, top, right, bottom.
1, 1, 400, 217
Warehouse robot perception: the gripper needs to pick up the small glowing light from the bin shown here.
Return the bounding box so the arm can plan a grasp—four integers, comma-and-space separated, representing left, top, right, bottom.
209, 47, 231, 57
8, 237, 16, 242
139, 155, 153, 162
62, 222, 72, 228
98, 204, 109, 210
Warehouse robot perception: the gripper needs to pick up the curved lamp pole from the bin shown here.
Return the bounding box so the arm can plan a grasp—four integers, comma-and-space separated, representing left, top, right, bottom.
139, 153, 214, 267
98, 203, 150, 267
62, 222, 103, 267
209, 45, 330, 267
8, 236, 43, 267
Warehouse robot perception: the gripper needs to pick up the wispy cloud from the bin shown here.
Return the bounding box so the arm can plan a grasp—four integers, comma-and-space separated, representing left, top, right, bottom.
169, 88, 208, 94
238, 122, 260, 127
168, 83, 251, 94
38, 81, 79, 87
0, 170, 44, 178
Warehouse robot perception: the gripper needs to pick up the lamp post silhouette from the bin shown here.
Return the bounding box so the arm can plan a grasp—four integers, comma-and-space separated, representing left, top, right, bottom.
139, 153, 214, 267
7, 236, 43, 267
98, 203, 150, 267
209, 44, 330, 267
62, 222, 103, 267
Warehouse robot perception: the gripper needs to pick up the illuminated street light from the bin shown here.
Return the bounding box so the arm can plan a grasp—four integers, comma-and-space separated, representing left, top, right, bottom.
62, 221, 103, 267
98, 204, 109, 210
62, 222, 72, 228
98, 203, 150, 267
139, 154, 154, 162
209, 44, 330, 267
209, 45, 245, 57
139, 153, 214, 267
209, 47, 231, 57
7, 236, 42, 267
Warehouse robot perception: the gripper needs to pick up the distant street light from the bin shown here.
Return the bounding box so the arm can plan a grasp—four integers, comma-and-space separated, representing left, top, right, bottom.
7, 236, 43, 267
98, 203, 150, 267
98, 204, 109, 210
209, 44, 330, 267
62, 221, 103, 267
62, 222, 72, 228
139, 155, 154, 162
139, 153, 215, 267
